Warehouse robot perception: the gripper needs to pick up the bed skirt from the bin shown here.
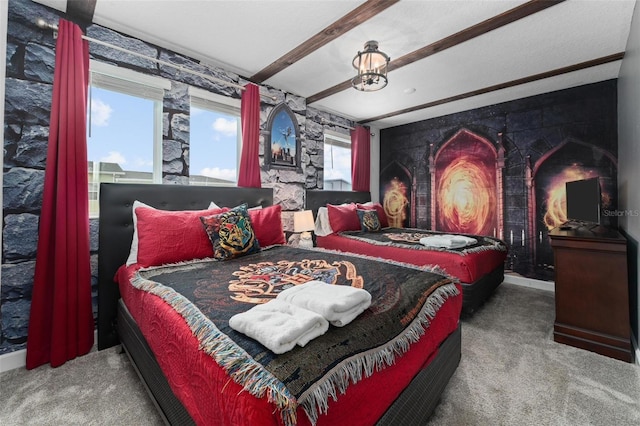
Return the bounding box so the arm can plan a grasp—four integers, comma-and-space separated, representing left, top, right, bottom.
460, 264, 504, 316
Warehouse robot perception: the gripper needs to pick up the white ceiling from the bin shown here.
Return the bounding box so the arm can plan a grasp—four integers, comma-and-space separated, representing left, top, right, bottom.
33, 0, 636, 129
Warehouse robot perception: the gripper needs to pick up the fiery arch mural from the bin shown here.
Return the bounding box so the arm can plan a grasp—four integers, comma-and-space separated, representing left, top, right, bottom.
380, 161, 413, 228
377, 81, 618, 281
383, 177, 410, 228
436, 155, 496, 234
431, 130, 503, 237
527, 138, 617, 275
541, 165, 601, 230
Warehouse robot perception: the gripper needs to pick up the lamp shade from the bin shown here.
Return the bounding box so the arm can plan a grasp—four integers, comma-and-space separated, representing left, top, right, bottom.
351, 40, 390, 92
294, 210, 315, 233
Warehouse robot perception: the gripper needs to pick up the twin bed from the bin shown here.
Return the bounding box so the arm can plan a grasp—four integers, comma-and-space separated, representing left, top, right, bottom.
305, 190, 507, 316
97, 183, 463, 425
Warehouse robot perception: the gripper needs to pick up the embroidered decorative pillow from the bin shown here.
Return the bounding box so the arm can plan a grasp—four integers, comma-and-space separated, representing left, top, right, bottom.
201, 204, 260, 260
356, 209, 381, 232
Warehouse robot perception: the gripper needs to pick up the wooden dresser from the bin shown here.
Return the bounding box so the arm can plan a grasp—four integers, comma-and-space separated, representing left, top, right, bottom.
549, 225, 633, 362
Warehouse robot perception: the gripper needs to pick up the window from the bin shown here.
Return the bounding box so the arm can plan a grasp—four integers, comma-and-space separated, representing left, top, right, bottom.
323, 131, 352, 190
88, 182, 99, 201
189, 87, 241, 186
87, 61, 169, 217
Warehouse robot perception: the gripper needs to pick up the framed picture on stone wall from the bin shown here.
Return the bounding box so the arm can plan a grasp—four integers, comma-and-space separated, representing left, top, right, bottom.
264, 103, 301, 172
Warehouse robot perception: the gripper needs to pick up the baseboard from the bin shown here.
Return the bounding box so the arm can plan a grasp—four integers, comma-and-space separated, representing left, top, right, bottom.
0, 330, 99, 373
503, 273, 555, 292
0, 348, 26, 373
632, 332, 640, 366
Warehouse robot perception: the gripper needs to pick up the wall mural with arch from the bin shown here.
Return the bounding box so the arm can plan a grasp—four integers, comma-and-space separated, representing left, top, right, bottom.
380, 80, 618, 281
380, 160, 414, 228
430, 129, 505, 238
527, 138, 617, 274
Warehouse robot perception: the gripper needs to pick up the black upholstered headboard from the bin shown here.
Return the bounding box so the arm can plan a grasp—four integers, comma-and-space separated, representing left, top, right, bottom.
305, 190, 371, 217
97, 183, 274, 350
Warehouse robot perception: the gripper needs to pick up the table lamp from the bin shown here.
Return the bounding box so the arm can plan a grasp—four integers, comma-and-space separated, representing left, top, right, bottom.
294, 210, 315, 248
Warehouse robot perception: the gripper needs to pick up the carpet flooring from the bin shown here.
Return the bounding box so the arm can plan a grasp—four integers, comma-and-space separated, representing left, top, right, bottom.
428, 284, 640, 425
1, 283, 639, 425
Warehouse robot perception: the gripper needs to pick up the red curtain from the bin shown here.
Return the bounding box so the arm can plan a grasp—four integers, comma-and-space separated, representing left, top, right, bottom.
351, 125, 371, 192
26, 19, 93, 369
237, 83, 262, 188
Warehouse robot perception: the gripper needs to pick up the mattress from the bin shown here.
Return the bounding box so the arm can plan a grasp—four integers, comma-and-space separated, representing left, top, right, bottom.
117, 245, 462, 425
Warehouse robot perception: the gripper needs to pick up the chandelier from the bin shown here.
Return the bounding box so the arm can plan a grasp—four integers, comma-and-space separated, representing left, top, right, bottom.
351, 40, 390, 92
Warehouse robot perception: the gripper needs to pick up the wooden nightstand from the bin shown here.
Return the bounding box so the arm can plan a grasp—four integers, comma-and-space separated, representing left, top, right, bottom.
549, 225, 633, 362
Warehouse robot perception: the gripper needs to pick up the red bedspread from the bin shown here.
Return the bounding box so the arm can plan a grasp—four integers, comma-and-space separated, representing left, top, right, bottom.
317, 233, 506, 284
117, 256, 462, 425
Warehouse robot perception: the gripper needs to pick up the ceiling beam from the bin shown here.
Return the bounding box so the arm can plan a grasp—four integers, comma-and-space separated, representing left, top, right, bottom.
250, 0, 399, 83
66, 0, 97, 23
360, 52, 625, 124
307, 0, 565, 104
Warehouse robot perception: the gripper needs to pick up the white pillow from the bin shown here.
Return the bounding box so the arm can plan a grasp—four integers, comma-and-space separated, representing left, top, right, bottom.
126, 200, 152, 266
208, 201, 262, 211
314, 207, 334, 237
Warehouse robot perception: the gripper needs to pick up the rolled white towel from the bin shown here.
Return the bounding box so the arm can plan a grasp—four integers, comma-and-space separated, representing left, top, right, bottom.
229, 299, 329, 354
419, 234, 477, 248
277, 280, 372, 327
451, 235, 478, 245
419, 235, 456, 247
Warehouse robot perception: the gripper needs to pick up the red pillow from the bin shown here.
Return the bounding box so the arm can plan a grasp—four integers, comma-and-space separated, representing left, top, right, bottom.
356, 202, 389, 228
249, 205, 286, 246
327, 203, 360, 232
135, 206, 227, 267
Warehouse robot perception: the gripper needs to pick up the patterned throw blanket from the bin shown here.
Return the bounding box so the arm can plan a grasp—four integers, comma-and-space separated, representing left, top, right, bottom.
339, 227, 507, 256
131, 245, 459, 425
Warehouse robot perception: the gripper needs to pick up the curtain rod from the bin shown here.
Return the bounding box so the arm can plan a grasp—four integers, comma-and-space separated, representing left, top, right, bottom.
36, 18, 277, 101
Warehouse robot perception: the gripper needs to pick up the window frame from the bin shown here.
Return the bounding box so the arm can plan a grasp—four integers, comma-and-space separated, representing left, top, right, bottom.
87, 61, 170, 217
323, 129, 352, 190
188, 86, 242, 186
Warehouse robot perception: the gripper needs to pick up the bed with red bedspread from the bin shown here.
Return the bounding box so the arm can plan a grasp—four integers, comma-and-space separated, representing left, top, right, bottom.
97, 183, 463, 425
306, 190, 508, 315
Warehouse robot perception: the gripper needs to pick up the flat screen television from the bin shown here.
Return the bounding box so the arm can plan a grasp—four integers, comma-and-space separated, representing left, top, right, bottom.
565, 177, 601, 225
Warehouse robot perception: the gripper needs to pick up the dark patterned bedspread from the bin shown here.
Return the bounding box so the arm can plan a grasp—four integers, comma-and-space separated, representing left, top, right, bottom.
132, 245, 459, 425
339, 227, 507, 255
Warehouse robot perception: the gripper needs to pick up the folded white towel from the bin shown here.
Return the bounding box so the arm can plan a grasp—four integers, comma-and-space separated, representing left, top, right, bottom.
277, 280, 372, 327
229, 299, 329, 354
419, 234, 477, 249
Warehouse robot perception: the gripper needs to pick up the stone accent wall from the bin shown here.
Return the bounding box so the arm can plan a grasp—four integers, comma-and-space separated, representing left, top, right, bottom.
1, 0, 355, 356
